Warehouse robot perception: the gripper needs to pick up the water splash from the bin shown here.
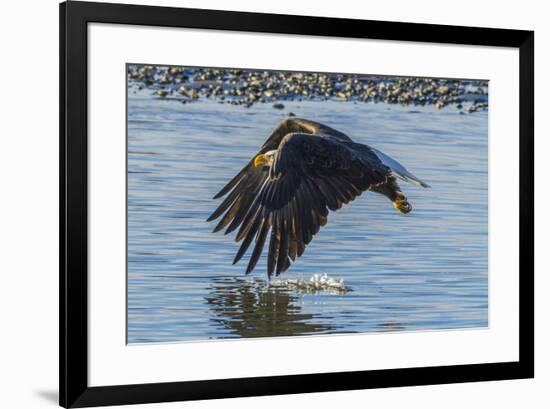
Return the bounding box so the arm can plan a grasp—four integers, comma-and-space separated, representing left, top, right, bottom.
269, 273, 350, 294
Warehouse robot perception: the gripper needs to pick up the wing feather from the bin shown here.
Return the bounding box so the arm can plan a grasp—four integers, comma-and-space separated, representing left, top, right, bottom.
277, 214, 289, 276
370, 147, 431, 188
246, 216, 271, 274
233, 213, 262, 264
267, 213, 280, 277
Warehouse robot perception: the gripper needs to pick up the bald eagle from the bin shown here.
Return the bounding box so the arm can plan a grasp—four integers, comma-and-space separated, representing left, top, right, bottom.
207, 118, 429, 277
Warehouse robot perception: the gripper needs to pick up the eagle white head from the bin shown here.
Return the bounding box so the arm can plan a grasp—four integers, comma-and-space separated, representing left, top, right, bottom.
254, 149, 277, 167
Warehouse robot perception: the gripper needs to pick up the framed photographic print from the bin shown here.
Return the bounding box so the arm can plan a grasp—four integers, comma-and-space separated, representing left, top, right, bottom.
60, 1, 534, 407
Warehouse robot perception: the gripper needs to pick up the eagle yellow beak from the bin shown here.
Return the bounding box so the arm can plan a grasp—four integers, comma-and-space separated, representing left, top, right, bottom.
254, 154, 268, 167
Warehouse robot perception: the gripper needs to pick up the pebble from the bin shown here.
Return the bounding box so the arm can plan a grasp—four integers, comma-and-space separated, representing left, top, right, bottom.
128, 65, 488, 113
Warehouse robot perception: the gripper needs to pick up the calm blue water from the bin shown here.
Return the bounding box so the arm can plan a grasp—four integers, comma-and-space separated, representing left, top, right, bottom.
127, 87, 488, 343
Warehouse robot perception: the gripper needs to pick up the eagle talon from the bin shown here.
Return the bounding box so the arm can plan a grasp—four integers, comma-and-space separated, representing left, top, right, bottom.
392, 198, 412, 214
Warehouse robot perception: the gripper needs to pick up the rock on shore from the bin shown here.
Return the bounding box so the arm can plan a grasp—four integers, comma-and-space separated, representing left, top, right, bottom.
128, 64, 488, 113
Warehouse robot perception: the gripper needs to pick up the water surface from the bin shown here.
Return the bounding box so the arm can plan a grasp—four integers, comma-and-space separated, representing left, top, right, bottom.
127, 87, 488, 343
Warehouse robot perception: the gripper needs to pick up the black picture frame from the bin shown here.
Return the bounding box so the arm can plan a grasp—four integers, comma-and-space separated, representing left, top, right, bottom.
60, 1, 534, 407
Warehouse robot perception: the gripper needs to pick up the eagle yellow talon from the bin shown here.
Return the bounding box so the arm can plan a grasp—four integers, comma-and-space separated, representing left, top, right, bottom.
392, 195, 412, 214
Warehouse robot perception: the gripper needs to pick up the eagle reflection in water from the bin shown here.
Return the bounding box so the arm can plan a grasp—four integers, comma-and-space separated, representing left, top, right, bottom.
204, 277, 334, 338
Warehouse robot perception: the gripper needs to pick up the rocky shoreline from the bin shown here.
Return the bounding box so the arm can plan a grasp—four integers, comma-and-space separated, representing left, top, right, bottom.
128, 64, 488, 114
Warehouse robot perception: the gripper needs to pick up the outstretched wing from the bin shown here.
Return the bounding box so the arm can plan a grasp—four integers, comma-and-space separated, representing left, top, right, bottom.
207, 117, 350, 231
209, 132, 388, 277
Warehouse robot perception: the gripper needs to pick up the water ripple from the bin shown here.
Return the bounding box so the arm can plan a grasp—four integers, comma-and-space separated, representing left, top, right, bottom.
127, 91, 488, 343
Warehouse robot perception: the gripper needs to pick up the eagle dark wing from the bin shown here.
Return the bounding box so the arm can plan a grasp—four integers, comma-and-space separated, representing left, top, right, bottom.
207, 117, 349, 231
209, 130, 388, 277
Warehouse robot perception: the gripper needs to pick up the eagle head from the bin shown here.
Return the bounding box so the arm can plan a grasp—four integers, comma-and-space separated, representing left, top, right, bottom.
254, 150, 277, 167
